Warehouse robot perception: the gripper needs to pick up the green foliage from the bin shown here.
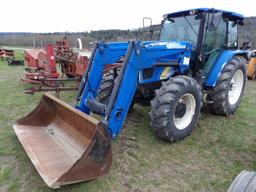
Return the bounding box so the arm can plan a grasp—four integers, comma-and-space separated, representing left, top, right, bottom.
0, 25, 161, 49
0, 16, 255, 49
238, 17, 256, 49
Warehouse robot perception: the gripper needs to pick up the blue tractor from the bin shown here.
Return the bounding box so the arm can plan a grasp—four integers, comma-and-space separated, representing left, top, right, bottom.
13, 8, 248, 188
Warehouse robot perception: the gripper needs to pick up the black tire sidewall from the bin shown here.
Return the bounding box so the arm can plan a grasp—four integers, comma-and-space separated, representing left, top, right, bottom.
207, 56, 247, 115
225, 59, 246, 114
167, 83, 201, 139
98, 67, 120, 104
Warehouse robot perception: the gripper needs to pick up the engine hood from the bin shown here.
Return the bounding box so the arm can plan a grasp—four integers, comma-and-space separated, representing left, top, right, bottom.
145, 41, 192, 50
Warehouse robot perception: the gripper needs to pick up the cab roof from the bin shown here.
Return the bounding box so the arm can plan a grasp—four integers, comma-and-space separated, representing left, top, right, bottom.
166, 8, 244, 21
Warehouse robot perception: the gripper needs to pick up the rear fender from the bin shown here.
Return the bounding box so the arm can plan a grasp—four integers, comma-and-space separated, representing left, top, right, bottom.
205, 50, 248, 87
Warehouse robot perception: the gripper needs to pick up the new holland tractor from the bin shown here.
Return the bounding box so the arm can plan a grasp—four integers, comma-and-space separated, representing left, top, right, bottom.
13, 8, 248, 188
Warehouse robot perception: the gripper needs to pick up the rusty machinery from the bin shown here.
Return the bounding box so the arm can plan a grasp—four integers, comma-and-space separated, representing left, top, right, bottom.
54, 36, 70, 63
23, 45, 79, 97
0, 48, 14, 59
58, 47, 89, 78
23, 38, 94, 97
23, 45, 59, 85
23, 37, 119, 98
55, 38, 121, 78
55, 37, 90, 78
0, 48, 24, 65
22, 37, 90, 97
23, 37, 121, 97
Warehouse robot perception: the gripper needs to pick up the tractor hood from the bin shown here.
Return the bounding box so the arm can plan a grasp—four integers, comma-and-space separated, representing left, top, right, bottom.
145, 41, 192, 50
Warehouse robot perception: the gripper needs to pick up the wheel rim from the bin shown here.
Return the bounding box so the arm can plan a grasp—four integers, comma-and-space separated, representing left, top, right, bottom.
228, 70, 244, 105
174, 93, 196, 130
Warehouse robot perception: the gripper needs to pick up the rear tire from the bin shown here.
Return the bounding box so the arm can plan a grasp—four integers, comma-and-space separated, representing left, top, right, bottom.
207, 56, 246, 115
150, 76, 202, 142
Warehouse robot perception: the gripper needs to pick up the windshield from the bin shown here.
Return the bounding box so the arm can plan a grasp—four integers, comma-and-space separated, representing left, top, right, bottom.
159, 15, 201, 50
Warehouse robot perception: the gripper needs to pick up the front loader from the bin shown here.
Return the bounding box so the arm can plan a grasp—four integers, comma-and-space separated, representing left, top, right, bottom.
13, 8, 248, 188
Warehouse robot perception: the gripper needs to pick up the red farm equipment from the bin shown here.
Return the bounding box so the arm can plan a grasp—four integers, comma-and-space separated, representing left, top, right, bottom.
22, 45, 77, 97
0, 48, 15, 64
54, 37, 90, 78
58, 48, 89, 78
55, 37, 70, 61
23, 39, 89, 97
0, 48, 14, 59
24, 48, 46, 69
55, 37, 119, 77
23, 45, 59, 84
22, 37, 118, 97
1, 48, 24, 65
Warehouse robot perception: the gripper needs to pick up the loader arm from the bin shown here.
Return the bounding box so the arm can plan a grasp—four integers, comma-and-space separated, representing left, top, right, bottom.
77, 42, 128, 113
77, 40, 192, 138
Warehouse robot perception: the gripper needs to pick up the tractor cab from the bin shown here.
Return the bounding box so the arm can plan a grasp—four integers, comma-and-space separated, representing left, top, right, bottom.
159, 8, 244, 77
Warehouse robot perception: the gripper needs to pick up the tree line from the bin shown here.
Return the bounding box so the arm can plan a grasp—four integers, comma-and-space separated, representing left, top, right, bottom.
0, 17, 255, 49
0, 26, 161, 49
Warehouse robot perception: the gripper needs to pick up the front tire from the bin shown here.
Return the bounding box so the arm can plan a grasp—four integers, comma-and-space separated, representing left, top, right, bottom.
150, 76, 202, 142
98, 68, 120, 104
207, 56, 246, 115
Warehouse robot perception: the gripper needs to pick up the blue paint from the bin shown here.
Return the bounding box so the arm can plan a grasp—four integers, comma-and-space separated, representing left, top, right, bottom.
205, 50, 247, 87
76, 41, 192, 138
166, 8, 244, 21
75, 9, 246, 139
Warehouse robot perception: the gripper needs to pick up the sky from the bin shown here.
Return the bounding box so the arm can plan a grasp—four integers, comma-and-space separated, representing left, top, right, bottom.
1, 0, 255, 33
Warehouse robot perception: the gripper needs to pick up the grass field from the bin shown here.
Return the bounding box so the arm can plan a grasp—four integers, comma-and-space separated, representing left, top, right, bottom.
0, 51, 256, 192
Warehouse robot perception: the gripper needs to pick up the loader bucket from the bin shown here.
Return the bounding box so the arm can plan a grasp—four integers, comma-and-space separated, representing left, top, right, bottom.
13, 93, 112, 189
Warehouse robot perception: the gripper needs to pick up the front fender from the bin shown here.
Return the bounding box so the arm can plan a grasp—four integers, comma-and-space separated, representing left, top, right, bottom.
205, 50, 248, 87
